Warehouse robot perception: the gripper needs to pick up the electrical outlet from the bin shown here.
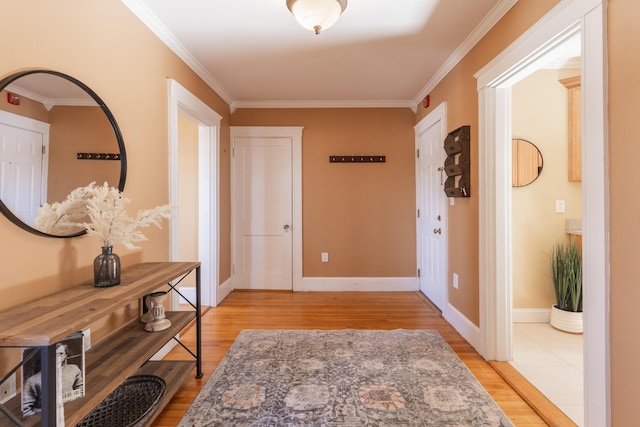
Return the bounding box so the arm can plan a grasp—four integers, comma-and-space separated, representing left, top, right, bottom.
555, 200, 565, 213
321, 252, 329, 263
453, 273, 459, 289
0, 373, 16, 404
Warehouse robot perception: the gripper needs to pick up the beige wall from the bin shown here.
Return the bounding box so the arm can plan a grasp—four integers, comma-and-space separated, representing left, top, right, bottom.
609, 0, 640, 423
0, 0, 231, 378
177, 114, 199, 287
231, 108, 417, 278
511, 69, 582, 309
415, 0, 562, 324
48, 105, 121, 202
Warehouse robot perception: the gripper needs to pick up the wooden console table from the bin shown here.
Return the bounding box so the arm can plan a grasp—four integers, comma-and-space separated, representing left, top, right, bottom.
0, 262, 201, 427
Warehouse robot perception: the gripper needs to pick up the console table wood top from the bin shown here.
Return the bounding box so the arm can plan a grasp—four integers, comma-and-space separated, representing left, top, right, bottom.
0, 262, 200, 347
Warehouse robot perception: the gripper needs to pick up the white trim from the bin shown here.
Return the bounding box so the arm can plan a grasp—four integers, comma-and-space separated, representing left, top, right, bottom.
5, 83, 97, 110
178, 276, 233, 305
178, 287, 197, 305
122, 0, 234, 105
581, 5, 610, 425
122, 0, 517, 113
299, 277, 418, 292
231, 100, 416, 113
512, 308, 551, 323
216, 276, 234, 305
229, 126, 303, 292
168, 79, 222, 308
474, 0, 609, 426
412, 0, 518, 106
443, 302, 481, 352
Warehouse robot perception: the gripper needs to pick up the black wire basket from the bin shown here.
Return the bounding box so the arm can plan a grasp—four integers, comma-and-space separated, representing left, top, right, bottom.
75, 375, 166, 427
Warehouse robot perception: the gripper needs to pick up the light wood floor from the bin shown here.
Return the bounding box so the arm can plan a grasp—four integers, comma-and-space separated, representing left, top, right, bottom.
153, 291, 547, 426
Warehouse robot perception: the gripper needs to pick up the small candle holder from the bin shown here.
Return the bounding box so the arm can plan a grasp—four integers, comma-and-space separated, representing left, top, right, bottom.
141, 291, 171, 332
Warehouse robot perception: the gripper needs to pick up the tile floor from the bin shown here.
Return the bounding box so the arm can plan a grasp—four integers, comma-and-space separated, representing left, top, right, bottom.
510, 323, 584, 426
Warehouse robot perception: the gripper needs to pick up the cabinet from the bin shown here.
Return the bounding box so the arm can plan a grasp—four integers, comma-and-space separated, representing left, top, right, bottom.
560, 76, 581, 182
0, 262, 201, 427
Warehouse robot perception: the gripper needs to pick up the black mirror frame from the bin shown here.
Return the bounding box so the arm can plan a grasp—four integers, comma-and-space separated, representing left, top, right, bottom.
512, 138, 543, 188
0, 69, 127, 238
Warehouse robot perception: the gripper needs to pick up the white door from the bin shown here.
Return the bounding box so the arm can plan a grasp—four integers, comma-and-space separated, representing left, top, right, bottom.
415, 104, 448, 310
232, 135, 293, 290
0, 123, 45, 225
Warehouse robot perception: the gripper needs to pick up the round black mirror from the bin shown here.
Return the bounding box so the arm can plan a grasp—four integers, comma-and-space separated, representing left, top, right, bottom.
512, 138, 543, 187
0, 70, 127, 237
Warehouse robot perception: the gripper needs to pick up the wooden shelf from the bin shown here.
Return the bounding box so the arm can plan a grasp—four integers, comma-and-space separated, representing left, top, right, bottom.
0, 262, 201, 427
0, 262, 200, 348
135, 361, 195, 427
0, 312, 196, 427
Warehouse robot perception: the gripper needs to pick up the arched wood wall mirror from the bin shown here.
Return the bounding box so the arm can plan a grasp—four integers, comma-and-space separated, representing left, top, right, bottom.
512, 138, 543, 187
0, 69, 127, 237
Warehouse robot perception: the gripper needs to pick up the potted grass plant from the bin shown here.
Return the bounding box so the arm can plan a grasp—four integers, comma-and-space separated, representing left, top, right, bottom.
550, 239, 583, 333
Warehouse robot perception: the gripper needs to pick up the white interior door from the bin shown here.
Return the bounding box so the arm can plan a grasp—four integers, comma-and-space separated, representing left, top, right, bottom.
232, 135, 293, 290
0, 122, 45, 225
415, 103, 448, 311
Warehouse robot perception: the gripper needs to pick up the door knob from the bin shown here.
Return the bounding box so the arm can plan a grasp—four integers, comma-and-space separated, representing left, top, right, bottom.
433, 228, 441, 234
283, 224, 290, 231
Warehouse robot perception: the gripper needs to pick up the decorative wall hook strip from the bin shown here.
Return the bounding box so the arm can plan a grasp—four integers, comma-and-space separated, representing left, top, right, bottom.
77, 152, 120, 160
329, 155, 386, 163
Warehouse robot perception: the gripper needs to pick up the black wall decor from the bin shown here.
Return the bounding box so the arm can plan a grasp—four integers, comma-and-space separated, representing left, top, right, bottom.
329, 155, 385, 163
443, 125, 470, 197
77, 152, 121, 160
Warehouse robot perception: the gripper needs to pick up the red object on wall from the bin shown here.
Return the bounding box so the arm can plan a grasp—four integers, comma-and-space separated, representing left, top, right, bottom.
7, 92, 19, 105
422, 95, 430, 109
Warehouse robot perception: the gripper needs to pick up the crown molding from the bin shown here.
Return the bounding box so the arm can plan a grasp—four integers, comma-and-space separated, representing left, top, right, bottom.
231, 99, 416, 113
121, 0, 235, 106
5, 84, 96, 111
123, 0, 515, 113
412, 0, 518, 106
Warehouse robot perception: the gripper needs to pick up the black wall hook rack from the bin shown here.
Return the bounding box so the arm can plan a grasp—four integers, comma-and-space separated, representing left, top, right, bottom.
77, 152, 120, 160
329, 155, 386, 163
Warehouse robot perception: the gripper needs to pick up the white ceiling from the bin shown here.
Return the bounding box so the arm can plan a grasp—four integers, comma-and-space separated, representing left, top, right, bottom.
123, 0, 517, 110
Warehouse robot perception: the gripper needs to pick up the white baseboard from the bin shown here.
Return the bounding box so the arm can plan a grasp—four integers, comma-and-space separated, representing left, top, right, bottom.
178, 277, 234, 307
297, 277, 419, 292
512, 308, 551, 323
151, 339, 177, 360
217, 277, 233, 305
443, 302, 481, 353
178, 287, 197, 305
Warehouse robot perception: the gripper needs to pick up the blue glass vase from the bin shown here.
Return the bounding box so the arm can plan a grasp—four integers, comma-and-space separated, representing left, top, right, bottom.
94, 246, 121, 287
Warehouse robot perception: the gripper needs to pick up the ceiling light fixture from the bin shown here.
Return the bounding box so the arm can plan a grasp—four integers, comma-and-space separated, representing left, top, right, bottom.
286, 0, 348, 35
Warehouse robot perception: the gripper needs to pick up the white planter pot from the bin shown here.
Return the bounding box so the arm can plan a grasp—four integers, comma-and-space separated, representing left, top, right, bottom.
550, 305, 583, 334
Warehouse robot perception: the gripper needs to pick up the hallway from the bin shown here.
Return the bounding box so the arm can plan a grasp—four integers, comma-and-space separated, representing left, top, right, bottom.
155, 291, 547, 426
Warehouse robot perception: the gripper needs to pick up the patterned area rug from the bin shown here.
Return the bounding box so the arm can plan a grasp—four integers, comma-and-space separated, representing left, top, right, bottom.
179, 329, 514, 426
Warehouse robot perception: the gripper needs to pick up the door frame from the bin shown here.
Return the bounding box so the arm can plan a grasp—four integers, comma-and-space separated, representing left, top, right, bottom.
475, 0, 608, 425
230, 126, 303, 292
168, 79, 222, 307
414, 102, 448, 313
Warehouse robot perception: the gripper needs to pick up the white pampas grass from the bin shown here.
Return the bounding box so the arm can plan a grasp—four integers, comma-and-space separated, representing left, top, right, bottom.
35, 182, 174, 249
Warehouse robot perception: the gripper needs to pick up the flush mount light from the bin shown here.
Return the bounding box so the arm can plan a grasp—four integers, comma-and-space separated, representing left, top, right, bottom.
286, 0, 348, 35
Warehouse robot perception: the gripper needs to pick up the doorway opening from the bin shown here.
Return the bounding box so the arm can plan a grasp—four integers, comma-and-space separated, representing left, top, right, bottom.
168, 79, 222, 307
475, 0, 608, 426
